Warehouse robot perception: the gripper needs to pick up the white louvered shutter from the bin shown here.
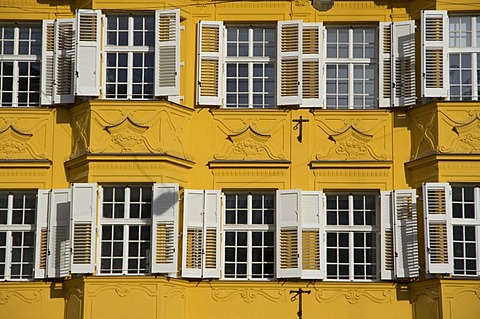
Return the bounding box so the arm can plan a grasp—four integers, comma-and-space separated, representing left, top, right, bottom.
182, 190, 204, 278
393, 189, 419, 278
203, 190, 221, 278
277, 21, 302, 106
47, 189, 71, 278
75, 9, 101, 96
54, 19, 76, 104
155, 9, 180, 96
197, 21, 223, 106
41, 20, 55, 105
393, 21, 416, 107
70, 183, 97, 274
34, 190, 49, 279
380, 191, 394, 280
421, 10, 448, 98
379, 23, 393, 108
151, 183, 178, 274
301, 23, 322, 107
276, 189, 302, 278
301, 191, 323, 279
423, 183, 453, 274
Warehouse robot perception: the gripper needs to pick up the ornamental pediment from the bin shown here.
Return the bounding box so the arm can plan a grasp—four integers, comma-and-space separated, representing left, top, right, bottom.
104, 117, 150, 153
0, 125, 44, 160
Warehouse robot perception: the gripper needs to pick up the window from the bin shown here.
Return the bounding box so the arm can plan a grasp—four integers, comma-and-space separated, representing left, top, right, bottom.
449, 16, 480, 101
325, 193, 378, 280
0, 192, 36, 280
99, 186, 152, 274
104, 15, 155, 99
452, 186, 479, 276
0, 24, 41, 107
223, 193, 275, 279
325, 27, 377, 109
225, 25, 276, 108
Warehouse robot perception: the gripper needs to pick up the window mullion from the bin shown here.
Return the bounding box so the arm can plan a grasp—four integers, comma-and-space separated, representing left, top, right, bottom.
122, 224, 129, 275
5, 230, 12, 280
127, 52, 133, 99
7, 194, 13, 225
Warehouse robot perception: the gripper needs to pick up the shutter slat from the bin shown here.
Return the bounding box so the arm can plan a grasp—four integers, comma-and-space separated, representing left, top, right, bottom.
151, 183, 179, 274
70, 183, 97, 274
276, 189, 302, 278
423, 183, 453, 274
277, 21, 302, 106
301, 23, 322, 107
421, 10, 448, 97
197, 21, 223, 106
301, 191, 323, 279
41, 21, 55, 105
54, 19, 76, 104
393, 21, 416, 107
203, 190, 221, 278
155, 9, 180, 96
380, 191, 394, 280
75, 9, 101, 96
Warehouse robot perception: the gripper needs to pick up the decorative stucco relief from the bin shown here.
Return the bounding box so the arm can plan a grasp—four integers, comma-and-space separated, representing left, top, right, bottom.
85, 108, 191, 160
72, 111, 90, 157
441, 110, 480, 154
0, 125, 45, 160
214, 118, 286, 161
315, 119, 387, 161
0, 289, 42, 305
88, 284, 157, 298
211, 288, 287, 303
315, 289, 391, 305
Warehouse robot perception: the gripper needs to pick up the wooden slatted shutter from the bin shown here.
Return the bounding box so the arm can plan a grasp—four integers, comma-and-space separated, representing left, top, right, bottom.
155, 9, 180, 96
70, 183, 97, 274
182, 190, 204, 278
203, 190, 221, 278
379, 23, 393, 108
41, 20, 55, 105
301, 23, 322, 107
276, 189, 302, 278
423, 183, 453, 274
75, 9, 101, 96
197, 21, 223, 106
277, 21, 302, 106
54, 19, 76, 104
393, 189, 419, 278
301, 191, 323, 279
380, 191, 394, 280
34, 190, 49, 279
421, 10, 448, 98
151, 183, 179, 274
47, 189, 71, 278
393, 21, 416, 107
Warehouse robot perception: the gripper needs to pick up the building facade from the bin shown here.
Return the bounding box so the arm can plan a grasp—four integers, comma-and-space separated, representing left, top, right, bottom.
0, 0, 479, 318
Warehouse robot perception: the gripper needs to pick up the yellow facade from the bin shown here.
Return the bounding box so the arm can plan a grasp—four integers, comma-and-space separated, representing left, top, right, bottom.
1, 0, 480, 318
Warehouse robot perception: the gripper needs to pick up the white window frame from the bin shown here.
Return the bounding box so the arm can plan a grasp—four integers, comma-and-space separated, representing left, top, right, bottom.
97, 185, 153, 275
0, 23, 41, 107
324, 192, 379, 281
222, 192, 275, 280
0, 191, 37, 281
103, 14, 155, 100
448, 15, 480, 101
451, 185, 480, 276
224, 24, 277, 109
324, 26, 378, 109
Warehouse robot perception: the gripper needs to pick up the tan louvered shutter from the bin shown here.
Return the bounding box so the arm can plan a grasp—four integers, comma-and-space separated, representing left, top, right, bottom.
380, 191, 394, 280
47, 189, 71, 278
301, 191, 323, 279
75, 9, 101, 96
70, 183, 97, 274
197, 21, 223, 106
277, 21, 302, 106
54, 19, 76, 104
41, 20, 55, 105
421, 10, 448, 98
423, 183, 453, 274
301, 23, 322, 107
393, 189, 419, 278
276, 189, 302, 278
155, 9, 180, 96
151, 183, 178, 274
203, 190, 221, 278
182, 190, 204, 278
34, 190, 49, 279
